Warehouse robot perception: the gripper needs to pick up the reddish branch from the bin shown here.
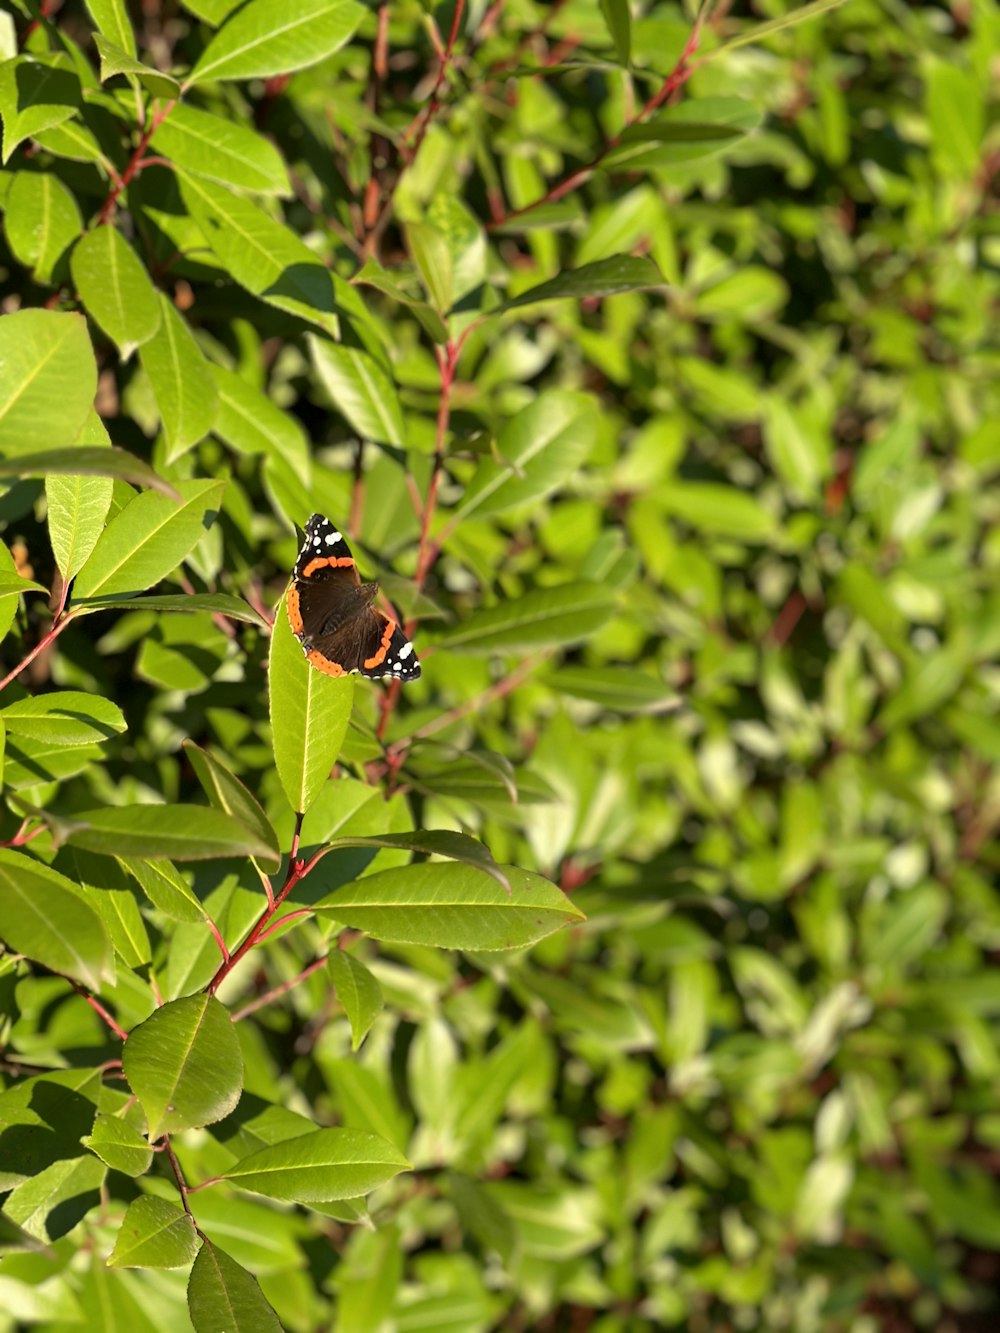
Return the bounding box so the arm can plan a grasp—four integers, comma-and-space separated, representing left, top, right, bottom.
206, 812, 310, 994
69, 980, 129, 1042
97, 98, 176, 226
402, 0, 467, 166
375, 338, 460, 746
486, 23, 703, 231
231, 956, 327, 1022
0, 610, 75, 694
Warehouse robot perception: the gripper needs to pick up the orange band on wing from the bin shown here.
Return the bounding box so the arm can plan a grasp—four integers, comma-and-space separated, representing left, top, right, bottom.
287, 584, 304, 636
306, 650, 347, 677
363, 620, 395, 670
302, 556, 355, 577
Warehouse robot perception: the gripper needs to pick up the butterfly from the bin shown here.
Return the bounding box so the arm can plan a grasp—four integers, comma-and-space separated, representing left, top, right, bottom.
287, 514, 421, 681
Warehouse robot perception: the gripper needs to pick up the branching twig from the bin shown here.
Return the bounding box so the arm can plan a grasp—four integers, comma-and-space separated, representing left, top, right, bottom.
97, 98, 176, 226
231, 956, 327, 1022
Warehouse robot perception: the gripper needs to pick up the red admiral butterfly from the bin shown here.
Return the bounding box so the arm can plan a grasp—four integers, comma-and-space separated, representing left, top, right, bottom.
287, 515, 421, 682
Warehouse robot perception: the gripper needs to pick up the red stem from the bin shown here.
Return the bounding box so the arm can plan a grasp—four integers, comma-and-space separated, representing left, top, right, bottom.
404, 0, 466, 165
231, 956, 327, 1022
163, 1137, 192, 1215
70, 981, 129, 1042
97, 99, 176, 227
376, 339, 458, 745
205, 812, 305, 994
0, 611, 75, 694
487, 24, 701, 231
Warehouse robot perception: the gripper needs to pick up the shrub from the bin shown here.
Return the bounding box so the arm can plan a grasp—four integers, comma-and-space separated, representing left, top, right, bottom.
1, 0, 998, 1329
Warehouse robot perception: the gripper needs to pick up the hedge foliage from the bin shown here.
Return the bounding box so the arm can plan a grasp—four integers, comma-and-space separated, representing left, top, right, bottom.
0, 0, 998, 1329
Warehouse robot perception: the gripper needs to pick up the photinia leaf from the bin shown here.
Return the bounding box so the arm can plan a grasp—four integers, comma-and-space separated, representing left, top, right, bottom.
0, 849, 112, 990
108, 1196, 199, 1268
72, 479, 226, 600
182, 740, 281, 873
312, 829, 510, 893
73, 592, 269, 628
308, 336, 405, 446
70, 224, 163, 358
0, 55, 81, 164
83, 1114, 154, 1176
0, 691, 126, 746
65, 804, 277, 861
151, 103, 289, 195
315, 862, 585, 950
327, 951, 383, 1050
187, 0, 365, 87
269, 587, 355, 815
123, 993, 243, 1138
499, 255, 666, 312
221, 1127, 409, 1202
436, 581, 615, 654
139, 293, 219, 462
187, 1241, 283, 1333
4, 170, 82, 285
0, 310, 96, 458
93, 35, 180, 98
0, 445, 180, 499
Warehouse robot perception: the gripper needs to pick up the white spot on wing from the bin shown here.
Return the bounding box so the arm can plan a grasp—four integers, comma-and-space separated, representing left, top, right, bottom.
398, 641, 414, 660
392, 661, 401, 671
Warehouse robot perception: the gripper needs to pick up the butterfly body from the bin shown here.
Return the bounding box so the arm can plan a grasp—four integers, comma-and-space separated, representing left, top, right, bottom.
287, 515, 421, 681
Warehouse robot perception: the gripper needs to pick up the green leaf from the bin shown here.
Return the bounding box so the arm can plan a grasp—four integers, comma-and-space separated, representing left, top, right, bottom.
4, 170, 82, 284
72, 478, 226, 600
82, 1114, 154, 1177
436, 581, 615, 654
547, 666, 680, 712
46, 419, 115, 582
71, 225, 163, 358
0, 310, 96, 457
602, 99, 760, 169
0, 848, 112, 990
314, 830, 510, 893
308, 336, 405, 446
763, 397, 831, 500
405, 221, 454, 315
123, 993, 243, 1138
65, 804, 278, 861
85, 0, 137, 58
456, 390, 600, 520
93, 36, 180, 98
119, 856, 205, 923
0, 571, 48, 599
74, 591, 269, 627
139, 293, 219, 461
660, 482, 776, 540
182, 740, 281, 873
315, 862, 585, 950
327, 951, 383, 1051
0, 691, 126, 746
270, 587, 355, 815
499, 255, 666, 312
704, 0, 850, 57
0, 445, 180, 498
3, 1154, 105, 1242
210, 365, 310, 470
599, 0, 631, 64
187, 1241, 283, 1333
927, 60, 983, 181
179, 173, 353, 340
151, 103, 289, 195
0, 55, 81, 164
108, 1196, 199, 1268
222, 1127, 409, 1202
187, 0, 365, 87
